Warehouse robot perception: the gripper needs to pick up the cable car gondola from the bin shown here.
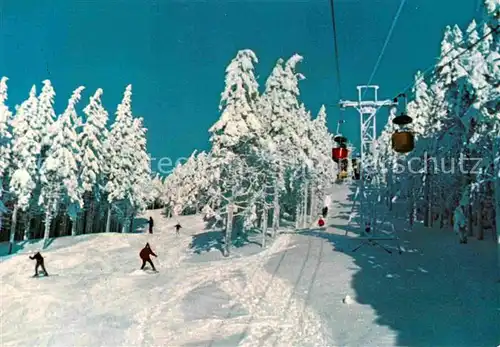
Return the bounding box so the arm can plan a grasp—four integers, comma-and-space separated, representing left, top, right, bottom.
391, 94, 415, 153
332, 132, 349, 180
332, 134, 348, 163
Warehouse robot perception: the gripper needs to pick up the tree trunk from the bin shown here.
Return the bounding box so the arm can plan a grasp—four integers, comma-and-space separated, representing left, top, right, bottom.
128, 212, 134, 233
60, 208, 68, 237
121, 205, 129, 233
439, 190, 445, 229
387, 160, 393, 211
79, 211, 86, 234
262, 205, 268, 248
8, 207, 18, 255
493, 137, 500, 280
224, 203, 234, 257
310, 187, 316, 224
302, 180, 309, 229
106, 205, 112, 233
467, 202, 474, 237
424, 174, 430, 227
43, 208, 52, 242
85, 195, 94, 234
23, 213, 31, 240
272, 181, 280, 237
477, 204, 484, 240
408, 191, 415, 227
71, 216, 77, 236
295, 202, 301, 230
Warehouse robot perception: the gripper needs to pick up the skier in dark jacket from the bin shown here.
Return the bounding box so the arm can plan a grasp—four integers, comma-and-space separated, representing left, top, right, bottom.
30, 252, 48, 277
139, 243, 157, 271
322, 206, 328, 218
365, 222, 371, 234
148, 217, 154, 234
174, 223, 181, 236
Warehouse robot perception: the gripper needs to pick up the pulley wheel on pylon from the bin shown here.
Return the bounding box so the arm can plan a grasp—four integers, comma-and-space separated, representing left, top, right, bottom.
333, 135, 348, 144
392, 113, 413, 126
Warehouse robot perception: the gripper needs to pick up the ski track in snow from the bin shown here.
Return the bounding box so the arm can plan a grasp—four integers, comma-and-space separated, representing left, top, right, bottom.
205, 247, 273, 347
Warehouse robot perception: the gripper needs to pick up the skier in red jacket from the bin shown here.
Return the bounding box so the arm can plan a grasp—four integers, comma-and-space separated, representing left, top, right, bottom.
139, 243, 157, 271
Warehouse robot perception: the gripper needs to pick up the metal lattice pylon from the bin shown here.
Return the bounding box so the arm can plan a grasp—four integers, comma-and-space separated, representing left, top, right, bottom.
340, 86, 401, 254
339, 85, 397, 177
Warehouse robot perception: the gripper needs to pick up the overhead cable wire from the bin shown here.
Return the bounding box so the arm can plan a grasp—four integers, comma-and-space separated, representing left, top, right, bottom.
363, 0, 407, 98
329, 0, 343, 101
395, 24, 499, 98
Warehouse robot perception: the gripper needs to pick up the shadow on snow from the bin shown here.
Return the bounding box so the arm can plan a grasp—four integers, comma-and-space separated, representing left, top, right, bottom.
296, 216, 498, 346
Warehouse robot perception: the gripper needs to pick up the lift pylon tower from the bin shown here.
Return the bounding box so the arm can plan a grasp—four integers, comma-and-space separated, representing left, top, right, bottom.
339, 85, 397, 166
340, 86, 401, 254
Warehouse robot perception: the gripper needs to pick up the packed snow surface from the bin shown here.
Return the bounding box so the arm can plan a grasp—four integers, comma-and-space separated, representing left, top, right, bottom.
1, 184, 498, 346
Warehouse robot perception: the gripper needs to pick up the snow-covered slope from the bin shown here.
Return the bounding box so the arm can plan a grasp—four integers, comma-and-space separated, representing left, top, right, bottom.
0, 209, 328, 347
1, 184, 498, 347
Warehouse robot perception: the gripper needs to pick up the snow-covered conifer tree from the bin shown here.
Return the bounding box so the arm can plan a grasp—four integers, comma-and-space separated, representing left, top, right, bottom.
259, 54, 311, 230
35, 80, 57, 149
80, 88, 109, 194
0, 77, 12, 244
408, 71, 433, 137
105, 85, 133, 232
104, 85, 150, 233
80, 88, 109, 233
0, 77, 12, 185
8, 86, 40, 250
39, 86, 85, 240
308, 105, 336, 219
209, 49, 262, 155
128, 117, 152, 226
208, 49, 269, 236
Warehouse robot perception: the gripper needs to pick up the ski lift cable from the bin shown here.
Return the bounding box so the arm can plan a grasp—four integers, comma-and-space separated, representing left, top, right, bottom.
386, 23, 499, 141
475, 0, 482, 13
329, 0, 349, 137
395, 23, 499, 99
363, 0, 408, 98
329, 0, 343, 102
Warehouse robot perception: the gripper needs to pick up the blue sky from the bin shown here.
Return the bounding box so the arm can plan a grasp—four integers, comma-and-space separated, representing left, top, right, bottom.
0, 0, 481, 174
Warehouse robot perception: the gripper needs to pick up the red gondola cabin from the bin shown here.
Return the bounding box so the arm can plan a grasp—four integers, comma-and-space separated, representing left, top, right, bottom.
332, 147, 348, 163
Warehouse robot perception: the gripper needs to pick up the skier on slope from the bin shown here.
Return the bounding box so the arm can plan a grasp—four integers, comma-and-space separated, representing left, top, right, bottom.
322, 194, 331, 218
322, 206, 328, 218
174, 222, 181, 236
148, 216, 154, 234
139, 243, 157, 271
29, 252, 49, 277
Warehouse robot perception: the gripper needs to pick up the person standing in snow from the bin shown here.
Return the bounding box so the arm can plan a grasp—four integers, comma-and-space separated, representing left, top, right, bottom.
29, 252, 48, 277
322, 206, 328, 218
364, 222, 371, 234
148, 217, 154, 234
139, 243, 157, 271
322, 195, 331, 218
174, 222, 181, 236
